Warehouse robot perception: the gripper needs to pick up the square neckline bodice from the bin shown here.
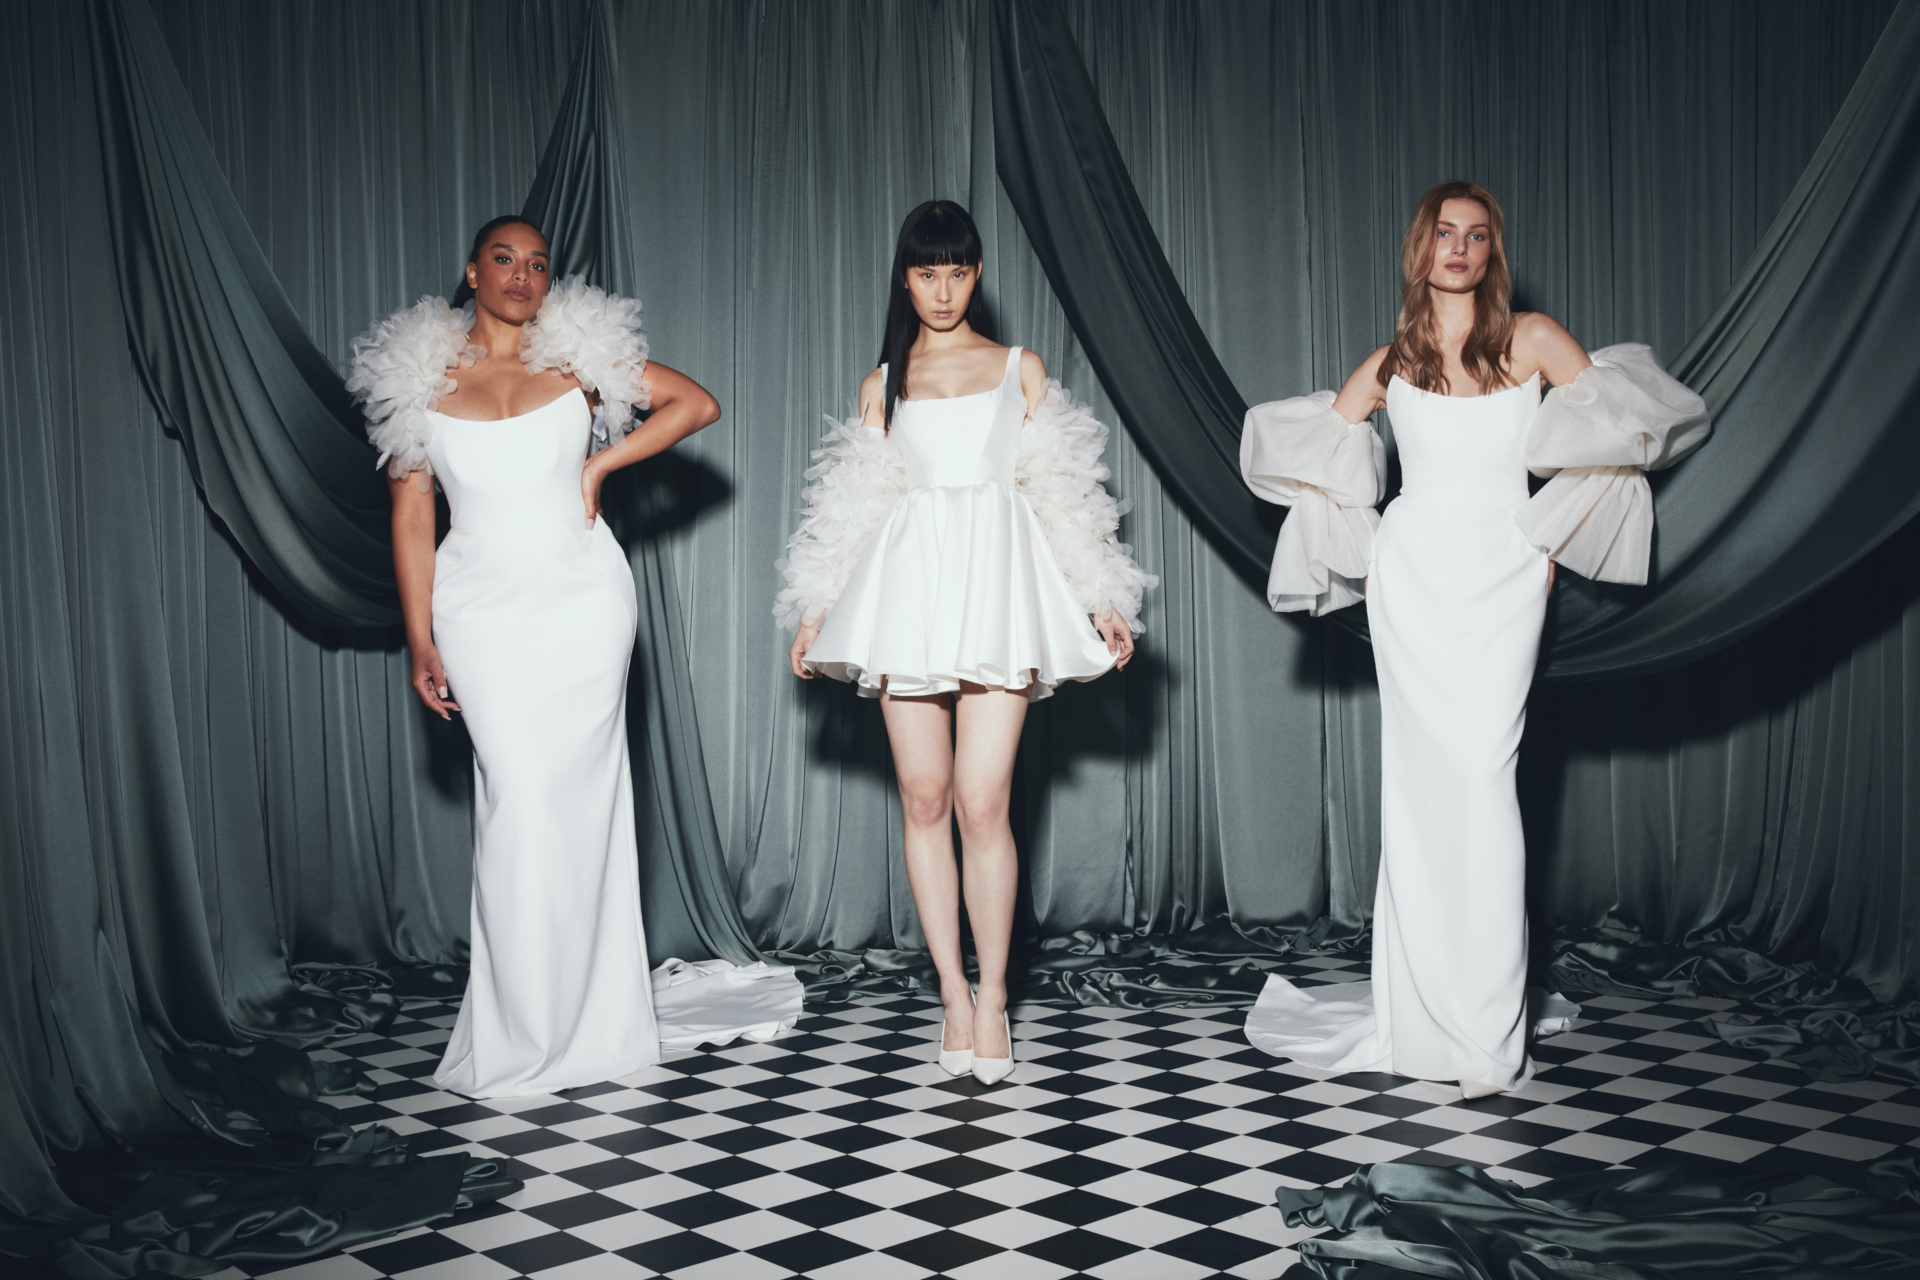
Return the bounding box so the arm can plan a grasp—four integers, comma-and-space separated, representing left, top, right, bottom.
886, 347, 1026, 492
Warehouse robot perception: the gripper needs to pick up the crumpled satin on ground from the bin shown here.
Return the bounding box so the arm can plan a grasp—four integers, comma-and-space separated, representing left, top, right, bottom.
1277, 1157, 1920, 1279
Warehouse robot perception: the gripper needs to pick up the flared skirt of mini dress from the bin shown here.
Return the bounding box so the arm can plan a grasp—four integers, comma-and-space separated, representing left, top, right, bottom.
803, 483, 1115, 699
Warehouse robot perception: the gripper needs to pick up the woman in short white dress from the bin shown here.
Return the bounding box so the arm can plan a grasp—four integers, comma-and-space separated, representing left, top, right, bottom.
778, 201, 1154, 1085
1239, 182, 1710, 1095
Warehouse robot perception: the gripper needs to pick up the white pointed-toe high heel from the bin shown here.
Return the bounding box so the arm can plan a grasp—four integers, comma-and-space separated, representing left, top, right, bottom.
970, 1010, 1015, 1087
937, 1011, 974, 1077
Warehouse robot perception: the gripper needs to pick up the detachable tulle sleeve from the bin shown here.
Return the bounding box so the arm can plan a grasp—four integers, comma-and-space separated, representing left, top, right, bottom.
346, 296, 483, 485
1516, 343, 1711, 585
520, 276, 651, 450
1239, 392, 1386, 615
1014, 382, 1158, 632
773, 417, 909, 629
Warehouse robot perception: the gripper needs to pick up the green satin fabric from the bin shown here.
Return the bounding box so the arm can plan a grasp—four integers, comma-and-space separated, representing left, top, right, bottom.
1551, 928, 1920, 1085
1277, 1159, 1920, 1279
0, 1043, 517, 1277
89, 0, 396, 629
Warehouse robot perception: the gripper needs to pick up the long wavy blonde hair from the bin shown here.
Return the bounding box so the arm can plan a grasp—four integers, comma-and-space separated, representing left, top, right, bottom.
1378, 180, 1514, 395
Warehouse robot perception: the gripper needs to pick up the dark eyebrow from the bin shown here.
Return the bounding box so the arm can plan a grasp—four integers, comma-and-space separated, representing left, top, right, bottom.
490, 242, 549, 257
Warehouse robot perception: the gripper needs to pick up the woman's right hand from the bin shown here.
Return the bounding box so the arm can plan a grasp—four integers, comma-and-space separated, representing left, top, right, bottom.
789, 622, 821, 678
411, 644, 460, 719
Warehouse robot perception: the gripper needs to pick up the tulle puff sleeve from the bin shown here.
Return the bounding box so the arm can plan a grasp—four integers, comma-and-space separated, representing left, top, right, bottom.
774, 418, 909, 629
1239, 392, 1386, 615
346, 297, 483, 483
1015, 382, 1158, 632
521, 276, 652, 449
1515, 343, 1710, 585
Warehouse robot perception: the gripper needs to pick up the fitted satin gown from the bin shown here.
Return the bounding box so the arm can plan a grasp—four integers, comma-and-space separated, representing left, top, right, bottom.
425, 385, 660, 1098
1368, 373, 1550, 1088
1247, 373, 1551, 1091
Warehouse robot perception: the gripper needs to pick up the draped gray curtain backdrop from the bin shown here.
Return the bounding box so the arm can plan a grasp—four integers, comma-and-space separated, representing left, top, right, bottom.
1, 0, 587, 1227
3, 0, 1916, 1236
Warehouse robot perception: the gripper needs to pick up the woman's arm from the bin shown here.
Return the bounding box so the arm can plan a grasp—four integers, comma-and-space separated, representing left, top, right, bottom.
391, 474, 459, 719
1331, 346, 1391, 424
581, 360, 722, 526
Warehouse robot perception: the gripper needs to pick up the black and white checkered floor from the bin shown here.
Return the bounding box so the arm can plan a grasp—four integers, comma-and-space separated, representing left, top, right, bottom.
210, 953, 1920, 1280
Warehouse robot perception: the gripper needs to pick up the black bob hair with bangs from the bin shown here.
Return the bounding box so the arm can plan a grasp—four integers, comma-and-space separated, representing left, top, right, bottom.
880, 200, 987, 428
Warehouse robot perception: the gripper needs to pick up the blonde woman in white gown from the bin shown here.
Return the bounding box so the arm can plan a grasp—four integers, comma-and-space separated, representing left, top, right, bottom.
351, 217, 799, 1099
1239, 182, 1710, 1096
777, 201, 1154, 1086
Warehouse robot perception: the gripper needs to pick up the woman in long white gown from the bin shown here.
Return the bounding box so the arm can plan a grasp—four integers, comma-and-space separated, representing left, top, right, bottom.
1239, 182, 1710, 1095
776, 201, 1154, 1086
350, 217, 732, 1098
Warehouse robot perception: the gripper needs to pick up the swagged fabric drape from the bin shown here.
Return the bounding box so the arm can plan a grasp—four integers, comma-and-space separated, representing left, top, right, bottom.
994, 0, 1920, 681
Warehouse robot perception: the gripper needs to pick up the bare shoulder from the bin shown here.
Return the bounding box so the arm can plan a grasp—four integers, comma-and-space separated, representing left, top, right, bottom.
1018, 347, 1048, 408
1512, 311, 1575, 350
1510, 312, 1591, 386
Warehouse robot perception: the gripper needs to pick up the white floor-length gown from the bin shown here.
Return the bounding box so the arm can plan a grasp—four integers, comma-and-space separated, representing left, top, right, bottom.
425, 387, 661, 1098
1239, 346, 1709, 1093
350, 284, 803, 1102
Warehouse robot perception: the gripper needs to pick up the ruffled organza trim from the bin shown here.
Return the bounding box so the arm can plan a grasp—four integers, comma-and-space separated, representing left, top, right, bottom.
1015, 382, 1156, 631
1239, 391, 1386, 615
521, 276, 650, 448
774, 418, 909, 629
347, 277, 649, 482
1516, 344, 1710, 584
345, 296, 482, 482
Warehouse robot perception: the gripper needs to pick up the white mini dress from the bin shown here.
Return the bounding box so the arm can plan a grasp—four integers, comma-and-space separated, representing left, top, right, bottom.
802, 348, 1118, 699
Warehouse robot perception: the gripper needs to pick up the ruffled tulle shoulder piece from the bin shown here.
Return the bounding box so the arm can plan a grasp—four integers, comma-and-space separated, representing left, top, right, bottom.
1239, 392, 1385, 615
774, 416, 909, 629
521, 276, 651, 448
1015, 382, 1157, 632
345, 296, 483, 480
1516, 344, 1711, 585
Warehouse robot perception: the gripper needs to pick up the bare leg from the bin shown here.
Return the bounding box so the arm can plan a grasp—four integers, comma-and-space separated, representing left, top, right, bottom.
952, 683, 1029, 1059
880, 690, 973, 1051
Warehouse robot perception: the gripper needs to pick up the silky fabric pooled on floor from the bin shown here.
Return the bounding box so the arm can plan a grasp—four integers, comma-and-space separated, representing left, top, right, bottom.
803, 347, 1115, 699
1251, 375, 1550, 1091
425, 387, 660, 1098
